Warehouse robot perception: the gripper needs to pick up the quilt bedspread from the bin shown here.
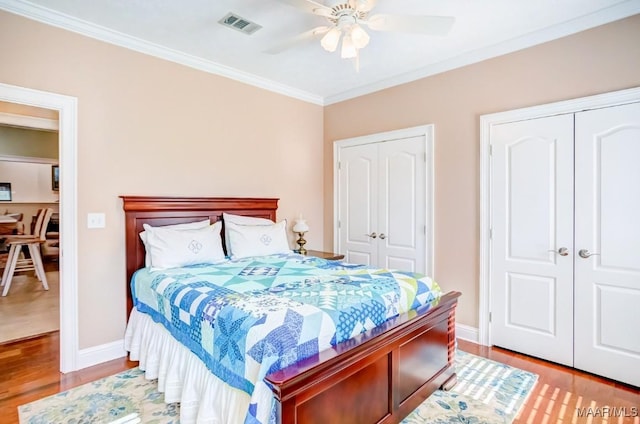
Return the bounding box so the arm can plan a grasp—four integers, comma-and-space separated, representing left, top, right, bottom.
131, 252, 442, 424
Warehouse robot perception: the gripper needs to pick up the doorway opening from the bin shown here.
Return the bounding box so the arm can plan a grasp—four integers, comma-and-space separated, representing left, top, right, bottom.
0, 147, 60, 342
0, 82, 79, 372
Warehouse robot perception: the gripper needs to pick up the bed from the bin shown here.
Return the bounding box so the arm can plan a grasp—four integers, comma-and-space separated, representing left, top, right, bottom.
122, 196, 461, 424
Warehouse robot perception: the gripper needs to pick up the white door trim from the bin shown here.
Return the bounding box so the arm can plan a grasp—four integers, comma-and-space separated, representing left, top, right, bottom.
479, 86, 640, 346
333, 124, 434, 275
0, 82, 79, 372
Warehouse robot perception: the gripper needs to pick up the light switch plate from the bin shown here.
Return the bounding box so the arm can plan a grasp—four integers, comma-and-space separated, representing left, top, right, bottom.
87, 212, 105, 229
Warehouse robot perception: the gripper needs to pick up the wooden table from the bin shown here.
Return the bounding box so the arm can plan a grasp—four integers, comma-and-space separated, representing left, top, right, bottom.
0, 217, 18, 236
302, 250, 345, 260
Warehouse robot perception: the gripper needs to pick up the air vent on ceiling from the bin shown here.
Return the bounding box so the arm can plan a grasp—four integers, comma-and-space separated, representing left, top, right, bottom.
218, 12, 262, 35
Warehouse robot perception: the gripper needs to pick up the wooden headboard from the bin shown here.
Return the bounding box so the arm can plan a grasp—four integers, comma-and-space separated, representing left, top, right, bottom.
120, 196, 279, 318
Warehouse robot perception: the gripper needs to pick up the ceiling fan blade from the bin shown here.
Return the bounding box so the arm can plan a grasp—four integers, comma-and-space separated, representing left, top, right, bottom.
274, 0, 333, 16
365, 14, 455, 35
349, 0, 377, 12
263, 26, 330, 55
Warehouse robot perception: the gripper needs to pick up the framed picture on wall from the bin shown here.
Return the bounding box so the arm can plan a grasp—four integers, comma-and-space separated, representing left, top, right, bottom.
52, 165, 59, 191
0, 183, 11, 201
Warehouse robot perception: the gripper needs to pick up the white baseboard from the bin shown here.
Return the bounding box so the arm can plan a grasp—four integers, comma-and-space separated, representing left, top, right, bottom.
456, 324, 479, 344
76, 338, 127, 370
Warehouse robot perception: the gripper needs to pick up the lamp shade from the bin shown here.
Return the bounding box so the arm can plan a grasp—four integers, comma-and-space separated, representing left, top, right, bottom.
350, 24, 370, 49
341, 33, 358, 59
321, 27, 341, 52
293, 218, 309, 233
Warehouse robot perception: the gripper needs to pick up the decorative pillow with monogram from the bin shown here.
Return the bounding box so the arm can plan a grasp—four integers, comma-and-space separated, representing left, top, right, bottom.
143, 221, 225, 270
222, 213, 274, 256
139, 219, 211, 268
225, 220, 291, 259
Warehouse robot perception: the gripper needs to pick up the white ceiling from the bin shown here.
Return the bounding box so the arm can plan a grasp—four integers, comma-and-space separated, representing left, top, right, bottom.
2, 0, 639, 105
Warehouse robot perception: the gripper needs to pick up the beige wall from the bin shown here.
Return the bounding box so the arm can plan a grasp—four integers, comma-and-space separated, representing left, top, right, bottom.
2, 6, 639, 351
0, 10, 324, 348
324, 15, 640, 328
0, 161, 59, 203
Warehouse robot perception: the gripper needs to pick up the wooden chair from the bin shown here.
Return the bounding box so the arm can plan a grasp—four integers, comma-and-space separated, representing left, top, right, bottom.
0, 208, 53, 296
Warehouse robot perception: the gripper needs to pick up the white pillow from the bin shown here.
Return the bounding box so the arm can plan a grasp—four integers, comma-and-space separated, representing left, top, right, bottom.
139, 219, 211, 268
222, 212, 274, 255
226, 220, 291, 259
143, 221, 225, 270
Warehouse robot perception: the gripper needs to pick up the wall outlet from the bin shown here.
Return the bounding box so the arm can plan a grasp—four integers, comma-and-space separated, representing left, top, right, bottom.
87, 212, 105, 229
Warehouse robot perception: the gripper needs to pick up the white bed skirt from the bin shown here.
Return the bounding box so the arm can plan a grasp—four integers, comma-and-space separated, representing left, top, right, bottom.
124, 307, 253, 424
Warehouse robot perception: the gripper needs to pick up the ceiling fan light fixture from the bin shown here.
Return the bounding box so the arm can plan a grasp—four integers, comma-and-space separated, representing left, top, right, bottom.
341, 33, 358, 59
350, 24, 370, 49
349, 0, 375, 12
321, 27, 341, 52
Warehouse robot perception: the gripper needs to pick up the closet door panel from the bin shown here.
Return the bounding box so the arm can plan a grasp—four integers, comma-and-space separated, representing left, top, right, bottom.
338, 143, 379, 266
574, 102, 640, 387
490, 114, 574, 366
378, 136, 426, 273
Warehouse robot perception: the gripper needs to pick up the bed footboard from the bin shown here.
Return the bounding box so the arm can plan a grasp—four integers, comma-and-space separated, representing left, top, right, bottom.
265, 291, 461, 424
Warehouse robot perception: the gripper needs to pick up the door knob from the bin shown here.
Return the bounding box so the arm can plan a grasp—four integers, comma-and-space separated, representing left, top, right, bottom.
366, 232, 377, 239
578, 249, 600, 259
548, 247, 569, 256
379, 233, 386, 240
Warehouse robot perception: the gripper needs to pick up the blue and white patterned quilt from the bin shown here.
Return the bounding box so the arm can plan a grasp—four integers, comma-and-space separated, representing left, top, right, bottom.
132, 252, 442, 424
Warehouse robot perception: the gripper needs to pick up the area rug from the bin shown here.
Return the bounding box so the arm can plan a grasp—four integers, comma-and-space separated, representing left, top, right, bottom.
402, 350, 538, 424
18, 350, 537, 423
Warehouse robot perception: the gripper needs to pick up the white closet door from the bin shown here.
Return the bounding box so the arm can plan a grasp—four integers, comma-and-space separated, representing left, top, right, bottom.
574, 102, 640, 387
490, 114, 575, 366
338, 143, 379, 266
377, 137, 426, 273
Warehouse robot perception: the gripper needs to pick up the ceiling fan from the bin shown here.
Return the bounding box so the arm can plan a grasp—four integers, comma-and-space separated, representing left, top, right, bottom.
266, 0, 455, 61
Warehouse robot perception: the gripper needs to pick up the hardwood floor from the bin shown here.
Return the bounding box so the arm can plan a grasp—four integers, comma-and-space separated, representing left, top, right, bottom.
0, 332, 137, 423
0, 334, 637, 423
0, 261, 60, 343
457, 340, 640, 424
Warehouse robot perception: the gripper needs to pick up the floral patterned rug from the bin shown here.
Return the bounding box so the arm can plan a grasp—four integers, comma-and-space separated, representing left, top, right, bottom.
19, 350, 537, 424
402, 350, 538, 423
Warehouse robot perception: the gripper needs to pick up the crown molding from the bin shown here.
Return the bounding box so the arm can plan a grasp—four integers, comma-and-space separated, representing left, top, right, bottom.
0, 111, 59, 131
0, 154, 58, 164
0, 0, 324, 105
2, 0, 638, 106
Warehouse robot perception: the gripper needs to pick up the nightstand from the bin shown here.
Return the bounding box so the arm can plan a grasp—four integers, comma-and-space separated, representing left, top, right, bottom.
302, 250, 345, 260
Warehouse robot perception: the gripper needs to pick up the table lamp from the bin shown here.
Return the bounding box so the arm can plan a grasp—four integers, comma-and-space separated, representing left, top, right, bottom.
293, 216, 309, 255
